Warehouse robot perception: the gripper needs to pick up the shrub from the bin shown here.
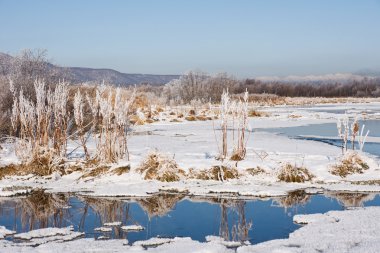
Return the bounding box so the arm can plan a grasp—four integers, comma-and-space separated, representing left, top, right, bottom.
248, 110, 269, 117
278, 163, 314, 183
331, 152, 369, 178
245, 166, 266, 176
137, 151, 185, 182
189, 165, 239, 181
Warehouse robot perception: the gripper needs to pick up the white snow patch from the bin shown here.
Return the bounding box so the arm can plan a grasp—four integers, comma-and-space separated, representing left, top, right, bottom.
121, 225, 144, 231
0, 226, 16, 239
94, 227, 112, 232
104, 221, 122, 226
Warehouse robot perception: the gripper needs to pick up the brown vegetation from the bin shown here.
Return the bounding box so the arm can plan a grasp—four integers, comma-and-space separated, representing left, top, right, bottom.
330, 153, 369, 178
189, 166, 239, 181
137, 152, 185, 182
245, 166, 267, 176
248, 109, 269, 117
278, 163, 314, 183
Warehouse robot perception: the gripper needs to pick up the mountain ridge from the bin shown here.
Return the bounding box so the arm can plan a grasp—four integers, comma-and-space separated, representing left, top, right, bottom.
0, 52, 179, 85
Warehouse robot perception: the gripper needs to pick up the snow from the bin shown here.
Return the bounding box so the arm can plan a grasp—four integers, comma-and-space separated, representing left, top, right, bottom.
293, 213, 338, 224
14, 226, 78, 240
0, 225, 16, 239
103, 221, 122, 226
94, 227, 112, 232
120, 225, 144, 231
0, 103, 379, 199
238, 207, 380, 253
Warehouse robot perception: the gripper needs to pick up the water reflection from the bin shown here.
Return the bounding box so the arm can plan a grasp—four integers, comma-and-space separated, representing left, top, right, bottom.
0, 190, 69, 232
273, 190, 311, 209
218, 199, 252, 242
1, 190, 380, 245
137, 193, 185, 218
326, 192, 376, 208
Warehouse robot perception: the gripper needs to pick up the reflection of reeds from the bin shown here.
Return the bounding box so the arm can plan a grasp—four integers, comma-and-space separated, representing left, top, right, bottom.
231, 201, 251, 242
327, 192, 375, 208
17, 189, 68, 231
137, 193, 185, 218
273, 190, 311, 209
218, 199, 252, 242
81, 197, 129, 238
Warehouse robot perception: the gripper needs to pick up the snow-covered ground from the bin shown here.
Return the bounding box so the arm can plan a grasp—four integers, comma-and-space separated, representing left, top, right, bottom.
0, 102, 380, 252
0, 103, 379, 198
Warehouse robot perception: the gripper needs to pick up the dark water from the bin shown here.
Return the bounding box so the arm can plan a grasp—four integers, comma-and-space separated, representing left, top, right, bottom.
295, 137, 380, 157
257, 120, 380, 157
1, 191, 380, 245
257, 120, 380, 137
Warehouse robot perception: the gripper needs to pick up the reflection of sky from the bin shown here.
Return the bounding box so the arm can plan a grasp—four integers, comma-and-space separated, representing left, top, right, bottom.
2, 194, 380, 245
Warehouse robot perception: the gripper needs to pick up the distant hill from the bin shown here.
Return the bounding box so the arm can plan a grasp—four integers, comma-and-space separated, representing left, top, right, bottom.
61, 66, 179, 85
0, 52, 179, 85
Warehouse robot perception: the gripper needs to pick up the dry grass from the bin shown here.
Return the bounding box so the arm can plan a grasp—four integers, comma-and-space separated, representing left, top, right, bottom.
80, 165, 111, 179
145, 118, 155, 124
288, 114, 302, 118
230, 151, 245, 161
0, 164, 18, 179
111, 165, 131, 176
130, 115, 145, 125
185, 115, 197, 121
248, 110, 269, 117
196, 115, 208, 121
330, 153, 369, 178
351, 180, 380, 185
0, 148, 66, 178
246, 166, 266, 176
189, 165, 239, 181
278, 163, 314, 183
137, 151, 185, 182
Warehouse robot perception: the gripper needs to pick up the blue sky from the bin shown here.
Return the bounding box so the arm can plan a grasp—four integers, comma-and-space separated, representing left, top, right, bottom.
1, 0, 380, 77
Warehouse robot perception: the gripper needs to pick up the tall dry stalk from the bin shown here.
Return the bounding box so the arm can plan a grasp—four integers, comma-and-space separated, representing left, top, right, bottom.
73, 89, 89, 159
220, 89, 230, 161
351, 116, 359, 150
337, 115, 349, 154
87, 85, 135, 163
10, 80, 69, 163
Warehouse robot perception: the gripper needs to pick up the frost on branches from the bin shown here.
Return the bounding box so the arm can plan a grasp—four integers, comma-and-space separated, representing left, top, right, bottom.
10, 80, 136, 169
92, 85, 136, 163
10, 80, 69, 163
337, 114, 369, 154
216, 89, 251, 163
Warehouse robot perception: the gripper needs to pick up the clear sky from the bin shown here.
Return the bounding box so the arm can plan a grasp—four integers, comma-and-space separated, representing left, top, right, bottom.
1, 0, 380, 77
